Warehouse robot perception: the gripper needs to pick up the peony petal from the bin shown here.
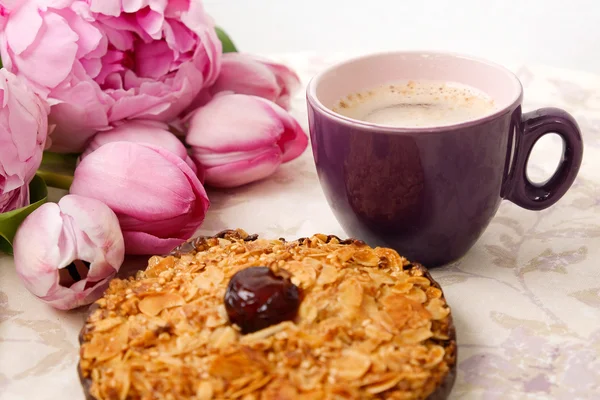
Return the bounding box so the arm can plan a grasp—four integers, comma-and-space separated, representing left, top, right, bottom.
89, 0, 121, 16
0, 185, 29, 212
4, 0, 42, 55
12, 12, 79, 88
135, 40, 174, 79
48, 73, 111, 152
55, 6, 104, 59
0, 69, 48, 186
136, 5, 164, 39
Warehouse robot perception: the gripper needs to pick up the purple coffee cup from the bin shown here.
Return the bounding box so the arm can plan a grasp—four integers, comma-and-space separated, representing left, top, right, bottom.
306, 52, 583, 267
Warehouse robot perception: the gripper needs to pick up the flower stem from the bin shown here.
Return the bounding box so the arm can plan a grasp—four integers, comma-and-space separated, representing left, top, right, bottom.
36, 170, 73, 191
41, 152, 79, 169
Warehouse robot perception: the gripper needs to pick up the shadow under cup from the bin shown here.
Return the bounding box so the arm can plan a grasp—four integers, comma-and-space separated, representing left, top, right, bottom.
306, 52, 583, 267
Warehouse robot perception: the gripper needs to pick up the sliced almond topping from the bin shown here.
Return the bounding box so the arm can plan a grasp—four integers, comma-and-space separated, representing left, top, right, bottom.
91, 317, 123, 333
407, 276, 431, 288
423, 345, 446, 368
211, 326, 237, 349
145, 256, 175, 278
299, 301, 318, 324
331, 349, 372, 380
196, 381, 214, 400
194, 265, 224, 290
392, 281, 414, 294
404, 287, 428, 304
351, 248, 380, 267
426, 286, 443, 299
367, 269, 395, 285
240, 321, 296, 343
338, 278, 364, 317
334, 246, 355, 263
381, 293, 432, 330
138, 293, 185, 317
209, 349, 268, 380
397, 326, 434, 345
374, 247, 404, 268
425, 298, 450, 320
230, 374, 272, 398
365, 375, 402, 394
83, 321, 129, 361
316, 264, 338, 286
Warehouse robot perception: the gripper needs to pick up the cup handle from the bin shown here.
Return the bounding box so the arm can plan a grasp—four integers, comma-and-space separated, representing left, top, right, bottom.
505, 107, 583, 210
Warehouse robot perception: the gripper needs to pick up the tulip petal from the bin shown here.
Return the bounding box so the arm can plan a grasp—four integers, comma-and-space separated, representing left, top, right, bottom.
70, 142, 209, 255
14, 203, 66, 297
57, 195, 124, 283
81, 120, 196, 173
203, 145, 282, 188
260, 99, 309, 162
13, 194, 124, 310
186, 94, 285, 152
211, 53, 279, 102
122, 230, 186, 255
72, 144, 194, 220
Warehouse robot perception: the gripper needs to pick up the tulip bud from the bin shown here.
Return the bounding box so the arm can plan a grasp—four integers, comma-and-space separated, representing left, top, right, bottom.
211, 53, 301, 110
0, 69, 49, 212
70, 142, 210, 255
186, 94, 308, 188
81, 120, 198, 173
13, 195, 124, 310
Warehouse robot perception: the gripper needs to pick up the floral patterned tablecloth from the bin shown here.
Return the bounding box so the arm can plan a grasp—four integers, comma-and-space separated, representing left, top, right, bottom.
1, 54, 600, 400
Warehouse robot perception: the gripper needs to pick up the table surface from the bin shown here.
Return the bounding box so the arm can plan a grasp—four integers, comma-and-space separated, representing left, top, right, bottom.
1, 54, 600, 400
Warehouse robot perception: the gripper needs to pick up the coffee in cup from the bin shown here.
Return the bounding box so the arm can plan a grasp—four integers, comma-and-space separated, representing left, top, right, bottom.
332, 80, 497, 128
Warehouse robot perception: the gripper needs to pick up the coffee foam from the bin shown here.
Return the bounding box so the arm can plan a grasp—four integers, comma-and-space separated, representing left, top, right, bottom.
332, 80, 497, 128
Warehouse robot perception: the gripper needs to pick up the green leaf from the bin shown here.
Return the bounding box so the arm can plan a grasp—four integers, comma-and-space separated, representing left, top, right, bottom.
0, 175, 48, 254
215, 26, 238, 53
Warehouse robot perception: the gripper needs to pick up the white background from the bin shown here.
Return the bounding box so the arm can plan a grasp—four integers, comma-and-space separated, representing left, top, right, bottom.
205, 0, 600, 73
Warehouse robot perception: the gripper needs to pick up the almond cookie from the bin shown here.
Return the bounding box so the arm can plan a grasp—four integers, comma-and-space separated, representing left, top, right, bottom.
79, 229, 456, 399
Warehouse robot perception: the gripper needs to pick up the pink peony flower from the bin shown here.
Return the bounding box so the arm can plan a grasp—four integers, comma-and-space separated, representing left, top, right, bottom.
13, 194, 124, 310
186, 94, 308, 188
0, 68, 49, 212
70, 141, 210, 255
80, 120, 198, 174
0, 0, 221, 153
210, 53, 301, 110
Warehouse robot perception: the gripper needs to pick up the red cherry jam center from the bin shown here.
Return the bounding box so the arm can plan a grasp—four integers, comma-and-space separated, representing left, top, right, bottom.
225, 267, 300, 334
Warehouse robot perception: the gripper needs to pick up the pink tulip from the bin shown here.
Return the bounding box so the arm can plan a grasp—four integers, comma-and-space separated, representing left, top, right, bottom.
0, 0, 221, 153
186, 94, 308, 188
0, 69, 49, 212
81, 120, 197, 174
211, 53, 301, 110
70, 142, 210, 255
13, 195, 124, 310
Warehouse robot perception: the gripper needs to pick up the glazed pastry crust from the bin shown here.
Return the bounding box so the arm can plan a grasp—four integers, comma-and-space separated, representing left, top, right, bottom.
79, 230, 456, 400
